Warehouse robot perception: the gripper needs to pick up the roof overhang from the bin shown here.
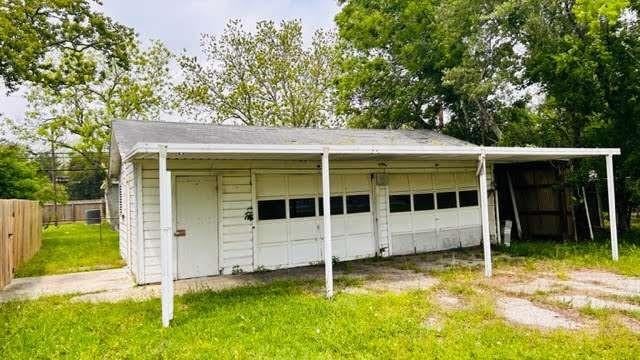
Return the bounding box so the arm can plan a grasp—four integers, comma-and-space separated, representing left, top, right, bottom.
121, 142, 620, 164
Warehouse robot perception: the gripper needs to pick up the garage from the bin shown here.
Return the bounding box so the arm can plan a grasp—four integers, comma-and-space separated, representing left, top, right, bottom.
255, 173, 375, 269
387, 172, 482, 255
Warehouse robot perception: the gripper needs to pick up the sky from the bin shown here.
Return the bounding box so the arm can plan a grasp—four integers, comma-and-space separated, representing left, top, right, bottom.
0, 0, 341, 126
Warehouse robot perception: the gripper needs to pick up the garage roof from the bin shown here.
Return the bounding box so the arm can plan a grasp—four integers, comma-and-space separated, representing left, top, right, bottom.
111, 119, 473, 156
109, 120, 620, 176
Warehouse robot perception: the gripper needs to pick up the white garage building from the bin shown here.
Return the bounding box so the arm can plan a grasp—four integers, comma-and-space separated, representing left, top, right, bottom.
109, 120, 620, 326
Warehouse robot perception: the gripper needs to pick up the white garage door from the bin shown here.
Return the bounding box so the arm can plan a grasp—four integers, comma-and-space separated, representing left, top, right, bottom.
387, 172, 481, 255
255, 173, 375, 269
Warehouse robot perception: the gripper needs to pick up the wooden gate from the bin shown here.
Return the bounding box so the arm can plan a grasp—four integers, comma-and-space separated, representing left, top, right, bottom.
0, 200, 42, 288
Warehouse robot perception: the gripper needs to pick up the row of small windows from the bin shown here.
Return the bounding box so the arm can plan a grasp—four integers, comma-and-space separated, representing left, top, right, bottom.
389, 190, 478, 213
257, 195, 371, 220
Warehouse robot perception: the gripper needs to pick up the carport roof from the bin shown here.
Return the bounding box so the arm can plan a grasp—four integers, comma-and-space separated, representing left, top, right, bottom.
109, 120, 620, 175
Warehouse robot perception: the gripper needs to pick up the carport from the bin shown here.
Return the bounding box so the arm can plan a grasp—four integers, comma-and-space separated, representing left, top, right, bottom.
119, 142, 621, 327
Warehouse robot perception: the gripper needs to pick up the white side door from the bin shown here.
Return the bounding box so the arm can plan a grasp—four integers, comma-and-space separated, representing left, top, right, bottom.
175, 176, 218, 279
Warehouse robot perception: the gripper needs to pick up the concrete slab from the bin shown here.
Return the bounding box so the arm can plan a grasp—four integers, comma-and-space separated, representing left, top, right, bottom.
497, 297, 581, 330
0, 268, 133, 303
569, 270, 640, 296
551, 294, 640, 312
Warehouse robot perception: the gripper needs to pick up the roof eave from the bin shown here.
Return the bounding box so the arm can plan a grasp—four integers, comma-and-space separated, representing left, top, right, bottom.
123, 142, 620, 162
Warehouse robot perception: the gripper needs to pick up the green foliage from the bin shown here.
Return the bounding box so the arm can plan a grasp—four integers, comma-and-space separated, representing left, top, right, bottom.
66, 153, 106, 200
335, 0, 524, 142
175, 20, 341, 127
15, 223, 123, 277
337, 0, 640, 230
11, 40, 173, 173
0, 142, 61, 202
0, 0, 134, 92
498, 0, 640, 228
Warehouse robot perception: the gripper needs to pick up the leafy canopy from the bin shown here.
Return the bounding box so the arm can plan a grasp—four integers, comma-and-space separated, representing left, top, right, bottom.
0, 143, 60, 201
11, 40, 173, 173
175, 19, 341, 127
0, 0, 134, 92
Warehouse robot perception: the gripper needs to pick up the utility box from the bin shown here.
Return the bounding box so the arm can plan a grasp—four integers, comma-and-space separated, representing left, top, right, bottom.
85, 209, 101, 224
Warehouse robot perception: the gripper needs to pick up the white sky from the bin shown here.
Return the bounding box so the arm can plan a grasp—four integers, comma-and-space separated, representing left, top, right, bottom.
0, 0, 340, 125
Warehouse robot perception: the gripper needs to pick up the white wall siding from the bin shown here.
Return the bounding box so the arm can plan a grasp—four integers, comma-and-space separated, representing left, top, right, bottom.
118, 164, 129, 263
118, 161, 139, 281
141, 169, 161, 283
220, 173, 253, 274
133, 158, 496, 283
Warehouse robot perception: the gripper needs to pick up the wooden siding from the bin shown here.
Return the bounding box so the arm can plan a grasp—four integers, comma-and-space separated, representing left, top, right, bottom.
141, 168, 161, 283
132, 158, 495, 284
220, 172, 253, 274
118, 161, 138, 277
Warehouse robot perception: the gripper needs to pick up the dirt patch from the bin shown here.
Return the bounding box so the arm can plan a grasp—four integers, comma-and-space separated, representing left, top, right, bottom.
551, 294, 640, 312
73, 275, 263, 302
435, 292, 465, 310
501, 277, 564, 295
496, 297, 582, 330
618, 316, 640, 333
344, 268, 439, 294
421, 315, 444, 331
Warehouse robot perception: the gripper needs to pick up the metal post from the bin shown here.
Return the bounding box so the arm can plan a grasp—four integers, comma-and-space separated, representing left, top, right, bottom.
50, 141, 58, 226
321, 148, 334, 298
582, 187, 594, 240
506, 172, 522, 239
605, 155, 619, 261
478, 151, 492, 277
159, 145, 174, 326
495, 189, 502, 245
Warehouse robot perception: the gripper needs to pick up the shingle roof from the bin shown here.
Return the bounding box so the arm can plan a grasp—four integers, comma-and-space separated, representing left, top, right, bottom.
111, 120, 473, 156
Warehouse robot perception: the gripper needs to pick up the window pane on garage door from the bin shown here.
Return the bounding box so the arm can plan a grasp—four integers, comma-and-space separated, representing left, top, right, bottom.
346, 194, 370, 213
389, 194, 411, 212
437, 192, 457, 209
258, 200, 286, 220
289, 198, 316, 218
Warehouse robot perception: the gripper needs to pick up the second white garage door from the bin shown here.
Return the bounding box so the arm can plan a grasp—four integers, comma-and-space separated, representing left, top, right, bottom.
387, 172, 482, 255
255, 173, 375, 269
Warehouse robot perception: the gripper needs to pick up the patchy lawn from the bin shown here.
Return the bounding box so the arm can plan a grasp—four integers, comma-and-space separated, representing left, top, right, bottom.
502, 229, 640, 277
15, 223, 124, 277
2, 234, 640, 358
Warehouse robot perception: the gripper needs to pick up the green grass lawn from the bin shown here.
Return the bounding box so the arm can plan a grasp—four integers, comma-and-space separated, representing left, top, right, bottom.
2, 232, 640, 358
501, 228, 640, 277
15, 223, 124, 277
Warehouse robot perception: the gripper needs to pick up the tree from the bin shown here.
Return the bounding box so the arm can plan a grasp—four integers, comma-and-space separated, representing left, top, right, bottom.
66, 153, 106, 200
175, 19, 341, 127
11, 40, 173, 174
497, 0, 640, 230
0, 142, 64, 202
0, 0, 134, 93
335, 0, 524, 141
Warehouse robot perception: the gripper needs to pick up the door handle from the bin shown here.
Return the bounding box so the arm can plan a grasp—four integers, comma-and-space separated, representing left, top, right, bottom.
174, 229, 186, 237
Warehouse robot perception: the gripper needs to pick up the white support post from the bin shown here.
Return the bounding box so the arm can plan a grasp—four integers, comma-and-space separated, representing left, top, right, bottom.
321, 148, 334, 298
159, 145, 174, 327
606, 155, 619, 261
478, 151, 492, 277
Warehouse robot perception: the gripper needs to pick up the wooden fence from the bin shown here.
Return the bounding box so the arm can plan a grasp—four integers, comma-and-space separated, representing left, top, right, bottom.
42, 199, 105, 224
0, 200, 42, 288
